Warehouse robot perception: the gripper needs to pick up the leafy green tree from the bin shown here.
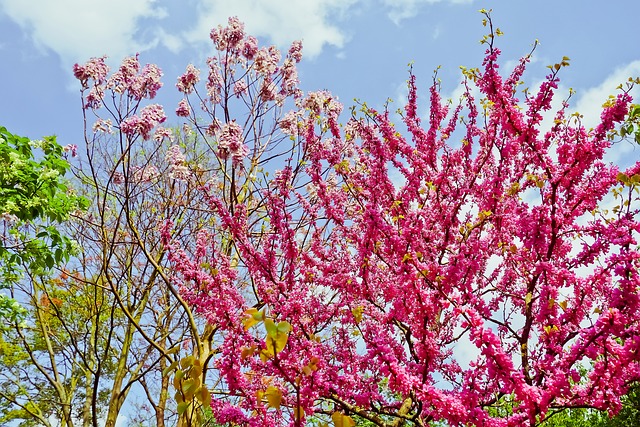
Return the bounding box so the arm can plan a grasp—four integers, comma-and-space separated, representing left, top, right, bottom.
0, 126, 87, 321
542, 383, 640, 427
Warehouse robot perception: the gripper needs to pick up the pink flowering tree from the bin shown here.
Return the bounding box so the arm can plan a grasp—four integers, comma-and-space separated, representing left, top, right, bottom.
75, 13, 640, 427
159, 13, 640, 427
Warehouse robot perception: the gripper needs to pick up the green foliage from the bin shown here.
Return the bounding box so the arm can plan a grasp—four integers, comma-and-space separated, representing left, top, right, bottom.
543, 384, 640, 427
0, 126, 87, 321
0, 272, 116, 426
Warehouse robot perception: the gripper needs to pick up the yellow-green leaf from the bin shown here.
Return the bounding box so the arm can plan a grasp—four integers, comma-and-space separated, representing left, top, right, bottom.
260, 348, 272, 361
243, 308, 265, 330
266, 334, 288, 355
332, 412, 355, 427
277, 321, 291, 335
167, 346, 181, 354
195, 386, 211, 407
162, 359, 180, 377
352, 306, 364, 323
264, 318, 278, 338
191, 364, 202, 379
182, 378, 199, 403
525, 292, 532, 305
177, 401, 190, 415
180, 355, 195, 369
264, 386, 282, 409
274, 334, 288, 353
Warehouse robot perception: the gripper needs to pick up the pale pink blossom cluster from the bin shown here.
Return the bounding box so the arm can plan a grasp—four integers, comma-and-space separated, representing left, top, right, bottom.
205, 58, 223, 103
74, 57, 110, 108
210, 16, 246, 52
112, 171, 125, 185
258, 78, 278, 103
279, 58, 298, 95
254, 46, 281, 76
175, 98, 191, 117
108, 55, 139, 94
233, 80, 248, 97
73, 56, 109, 88
288, 40, 303, 63
107, 54, 163, 100
83, 85, 105, 109
63, 144, 78, 157
176, 64, 200, 94
241, 35, 259, 61
2, 212, 19, 223
135, 63, 163, 99
92, 118, 113, 134
165, 144, 186, 165
278, 110, 302, 137
153, 126, 173, 143
165, 145, 191, 182
205, 118, 222, 137
132, 165, 160, 183
74, 55, 162, 109
119, 104, 166, 140
300, 90, 342, 117
217, 121, 248, 165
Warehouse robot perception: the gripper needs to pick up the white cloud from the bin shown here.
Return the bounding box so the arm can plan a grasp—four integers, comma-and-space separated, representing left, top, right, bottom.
573, 61, 640, 129
186, 0, 358, 59
569, 61, 640, 165
0, 0, 171, 66
0, 0, 477, 70
381, 0, 474, 24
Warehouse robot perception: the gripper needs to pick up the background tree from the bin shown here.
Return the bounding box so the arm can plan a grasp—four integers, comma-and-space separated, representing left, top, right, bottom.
0, 58, 215, 426
59, 24, 307, 425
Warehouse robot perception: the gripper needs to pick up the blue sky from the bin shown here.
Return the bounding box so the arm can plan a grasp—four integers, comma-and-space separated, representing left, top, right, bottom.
1, 0, 640, 161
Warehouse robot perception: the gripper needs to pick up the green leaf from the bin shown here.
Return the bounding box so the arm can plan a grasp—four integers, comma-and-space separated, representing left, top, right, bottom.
162, 360, 180, 377
177, 401, 190, 415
